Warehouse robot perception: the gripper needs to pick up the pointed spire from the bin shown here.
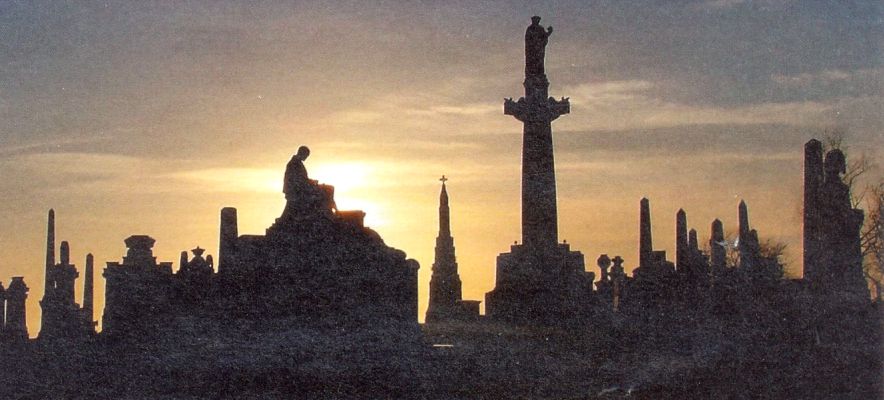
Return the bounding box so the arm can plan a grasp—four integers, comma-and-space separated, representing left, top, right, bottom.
83, 253, 94, 323
639, 198, 652, 268
676, 209, 688, 271
426, 175, 463, 322
45, 209, 56, 293
439, 175, 451, 237
688, 228, 699, 252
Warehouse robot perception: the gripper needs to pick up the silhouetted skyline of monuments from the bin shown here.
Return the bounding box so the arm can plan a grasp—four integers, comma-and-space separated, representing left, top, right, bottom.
0, 15, 869, 337
0, 15, 879, 399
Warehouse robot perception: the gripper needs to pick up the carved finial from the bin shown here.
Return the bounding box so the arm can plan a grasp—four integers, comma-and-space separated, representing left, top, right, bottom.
191, 247, 205, 257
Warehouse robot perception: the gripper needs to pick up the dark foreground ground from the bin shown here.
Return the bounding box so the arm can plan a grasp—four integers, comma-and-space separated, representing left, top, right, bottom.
1, 303, 881, 399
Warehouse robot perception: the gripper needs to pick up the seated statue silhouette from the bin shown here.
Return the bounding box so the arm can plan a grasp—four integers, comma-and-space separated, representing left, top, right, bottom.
282, 146, 336, 218
284, 146, 314, 199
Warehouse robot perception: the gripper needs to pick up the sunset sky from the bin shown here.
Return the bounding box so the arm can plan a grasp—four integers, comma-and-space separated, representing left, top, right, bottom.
1, 1, 882, 336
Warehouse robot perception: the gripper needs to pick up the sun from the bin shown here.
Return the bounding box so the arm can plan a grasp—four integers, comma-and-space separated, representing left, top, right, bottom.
310, 162, 388, 227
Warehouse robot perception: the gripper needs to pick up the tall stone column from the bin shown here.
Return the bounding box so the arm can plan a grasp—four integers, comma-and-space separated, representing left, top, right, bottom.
83, 253, 94, 324
44, 209, 55, 294
504, 16, 570, 250
676, 209, 688, 271
688, 229, 699, 253
738, 200, 750, 240
58, 241, 77, 303
803, 139, 823, 281
639, 198, 653, 268
487, 17, 588, 324
219, 207, 238, 274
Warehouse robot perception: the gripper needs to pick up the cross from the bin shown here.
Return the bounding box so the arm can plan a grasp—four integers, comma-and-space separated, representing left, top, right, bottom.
439, 175, 448, 184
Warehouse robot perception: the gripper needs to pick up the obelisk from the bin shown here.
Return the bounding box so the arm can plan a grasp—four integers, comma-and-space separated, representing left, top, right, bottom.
803, 139, 823, 281
83, 253, 94, 324
639, 198, 653, 267
504, 16, 570, 249
44, 209, 55, 294
675, 209, 688, 271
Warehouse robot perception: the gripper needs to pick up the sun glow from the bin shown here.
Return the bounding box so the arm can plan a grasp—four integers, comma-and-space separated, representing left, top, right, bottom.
310, 162, 389, 227
310, 162, 372, 195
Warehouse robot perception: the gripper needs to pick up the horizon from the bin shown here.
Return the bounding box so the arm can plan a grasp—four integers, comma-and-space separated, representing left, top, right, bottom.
1, 1, 882, 336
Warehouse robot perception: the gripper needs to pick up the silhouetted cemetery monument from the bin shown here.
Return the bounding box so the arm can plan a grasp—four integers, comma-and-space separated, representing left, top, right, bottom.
426, 176, 480, 322
0, 16, 879, 399
486, 16, 594, 325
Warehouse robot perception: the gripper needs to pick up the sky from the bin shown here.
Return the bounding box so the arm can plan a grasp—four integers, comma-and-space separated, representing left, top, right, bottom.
1, 1, 882, 336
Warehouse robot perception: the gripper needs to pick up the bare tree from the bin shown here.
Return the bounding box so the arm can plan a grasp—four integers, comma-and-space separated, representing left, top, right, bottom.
824, 128, 877, 208
860, 183, 884, 301
704, 230, 787, 278
759, 238, 789, 275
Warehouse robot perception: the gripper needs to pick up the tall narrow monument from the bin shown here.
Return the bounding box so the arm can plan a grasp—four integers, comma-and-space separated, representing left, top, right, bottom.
83, 253, 94, 326
737, 200, 761, 270
803, 139, 824, 281
639, 198, 653, 268
676, 209, 688, 271
632, 198, 674, 280
426, 177, 479, 322
503, 16, 571, 249
486, 17, 592, 324
44, 209, 55, 295
710, 218, 726, 275
219, 207, 238, 274
676, 209, 709, 285
39, 210, 94, 340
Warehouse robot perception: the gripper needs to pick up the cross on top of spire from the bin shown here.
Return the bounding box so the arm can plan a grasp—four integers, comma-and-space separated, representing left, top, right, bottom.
440, 175, 448, 184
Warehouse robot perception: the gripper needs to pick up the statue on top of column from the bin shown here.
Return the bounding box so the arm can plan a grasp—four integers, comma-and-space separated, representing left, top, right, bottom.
525, 16, 553, 76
